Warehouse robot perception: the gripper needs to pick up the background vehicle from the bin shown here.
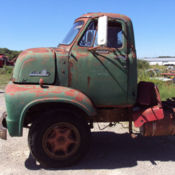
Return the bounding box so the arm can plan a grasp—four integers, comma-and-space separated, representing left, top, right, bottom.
0, 54, 15, 68
1, 13, 175, 168
0, 54, 6, 67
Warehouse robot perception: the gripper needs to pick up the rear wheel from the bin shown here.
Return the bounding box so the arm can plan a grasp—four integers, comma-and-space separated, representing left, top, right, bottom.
28, 111, 91, 168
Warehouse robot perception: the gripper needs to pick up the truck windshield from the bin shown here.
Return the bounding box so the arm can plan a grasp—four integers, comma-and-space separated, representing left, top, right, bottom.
61, 21, 84, 45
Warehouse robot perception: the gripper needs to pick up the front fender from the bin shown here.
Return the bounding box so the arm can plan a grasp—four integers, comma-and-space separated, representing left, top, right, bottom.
5, 82, 96, 136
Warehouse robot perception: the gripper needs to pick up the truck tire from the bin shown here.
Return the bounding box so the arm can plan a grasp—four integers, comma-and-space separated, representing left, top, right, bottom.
28, 110, 91, 168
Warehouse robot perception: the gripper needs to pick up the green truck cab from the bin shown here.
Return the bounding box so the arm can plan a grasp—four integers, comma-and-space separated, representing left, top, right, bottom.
1, 13, 174, 168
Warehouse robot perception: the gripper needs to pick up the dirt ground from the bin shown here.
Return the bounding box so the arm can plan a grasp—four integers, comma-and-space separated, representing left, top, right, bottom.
1, 90, 175, 175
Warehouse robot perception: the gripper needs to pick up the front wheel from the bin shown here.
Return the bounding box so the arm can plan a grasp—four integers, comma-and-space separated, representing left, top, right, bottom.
28, 111, 91, 168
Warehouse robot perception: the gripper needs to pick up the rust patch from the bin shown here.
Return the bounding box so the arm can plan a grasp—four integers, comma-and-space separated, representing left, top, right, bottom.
132, 50, 136, 59
64, 89, 76, 97
76, 52, 89, 59
94, 108, 129, 122
5, 83, 93, 109
18, 48, 51, 61
6, 84, 32, 96
18, 50, 30, 61
87, 76, 90, 88
23, 58, 35, 65
6, 84, 66, 96
142, 109, 175, 136
68, 61, 74, 86
54, 48, 63, 52
27, 48, 49, 53
75, 93, 84, 102
34, 90, 49, 97
79, 12, 131, 22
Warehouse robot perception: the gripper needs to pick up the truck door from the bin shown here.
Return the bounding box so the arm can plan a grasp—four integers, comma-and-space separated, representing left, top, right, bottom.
69, 19, 128, 107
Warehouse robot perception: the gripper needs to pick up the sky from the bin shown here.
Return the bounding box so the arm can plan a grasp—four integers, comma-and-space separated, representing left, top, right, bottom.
0, 0, 175, 57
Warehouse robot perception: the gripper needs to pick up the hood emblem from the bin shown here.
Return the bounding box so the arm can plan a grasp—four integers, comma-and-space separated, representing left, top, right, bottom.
29, 69, 50, 77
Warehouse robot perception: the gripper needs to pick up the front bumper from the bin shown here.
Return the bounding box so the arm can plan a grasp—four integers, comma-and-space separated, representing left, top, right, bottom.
0, 112, 7, 140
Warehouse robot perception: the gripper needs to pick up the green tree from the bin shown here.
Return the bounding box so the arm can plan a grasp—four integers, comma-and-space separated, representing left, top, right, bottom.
137, 59, 150, 70
0, 48, 22, 60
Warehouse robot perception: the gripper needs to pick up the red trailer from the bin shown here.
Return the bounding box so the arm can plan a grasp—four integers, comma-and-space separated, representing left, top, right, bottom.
0, 54, 5, 68
0, 54, 15, 67
161, 73, 175, 76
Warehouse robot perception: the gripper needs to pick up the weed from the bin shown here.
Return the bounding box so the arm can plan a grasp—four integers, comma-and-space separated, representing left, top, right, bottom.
0, 66, 13, 89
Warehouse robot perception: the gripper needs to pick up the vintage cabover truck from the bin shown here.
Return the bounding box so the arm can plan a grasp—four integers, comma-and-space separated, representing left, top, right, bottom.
1, 13, 175, 168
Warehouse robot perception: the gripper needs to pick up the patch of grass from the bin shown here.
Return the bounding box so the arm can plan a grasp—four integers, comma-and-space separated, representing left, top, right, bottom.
138, 69, 175, 100
159, 84, 175, 101
0, 66, 13, 89
150, 64, 167, 71
0, 66, 13, 74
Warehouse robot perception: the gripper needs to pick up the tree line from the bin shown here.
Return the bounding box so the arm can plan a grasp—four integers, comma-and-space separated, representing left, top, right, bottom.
0, 48, 22, 61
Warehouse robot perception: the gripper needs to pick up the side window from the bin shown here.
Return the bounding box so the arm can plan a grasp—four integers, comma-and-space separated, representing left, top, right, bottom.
79, 22, 97, 47
107, 22, 123, 48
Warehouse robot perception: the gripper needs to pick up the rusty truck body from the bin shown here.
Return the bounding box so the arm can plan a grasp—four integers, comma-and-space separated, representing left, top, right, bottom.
0, 13, 175, 168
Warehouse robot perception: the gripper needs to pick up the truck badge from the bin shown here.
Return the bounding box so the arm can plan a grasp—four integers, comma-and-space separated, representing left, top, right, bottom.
29, 69, 50, 77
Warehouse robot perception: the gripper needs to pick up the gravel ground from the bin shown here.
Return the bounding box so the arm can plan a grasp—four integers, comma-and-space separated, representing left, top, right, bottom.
1, 90, 175, 175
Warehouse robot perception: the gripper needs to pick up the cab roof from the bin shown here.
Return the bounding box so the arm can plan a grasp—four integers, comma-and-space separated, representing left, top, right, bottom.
77, 12, 131, 22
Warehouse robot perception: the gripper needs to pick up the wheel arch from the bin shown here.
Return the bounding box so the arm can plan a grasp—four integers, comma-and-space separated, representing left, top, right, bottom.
19, 97, 96, 135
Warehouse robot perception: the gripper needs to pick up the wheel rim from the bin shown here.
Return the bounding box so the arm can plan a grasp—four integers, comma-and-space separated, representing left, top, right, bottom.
42, 122, 81, 160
